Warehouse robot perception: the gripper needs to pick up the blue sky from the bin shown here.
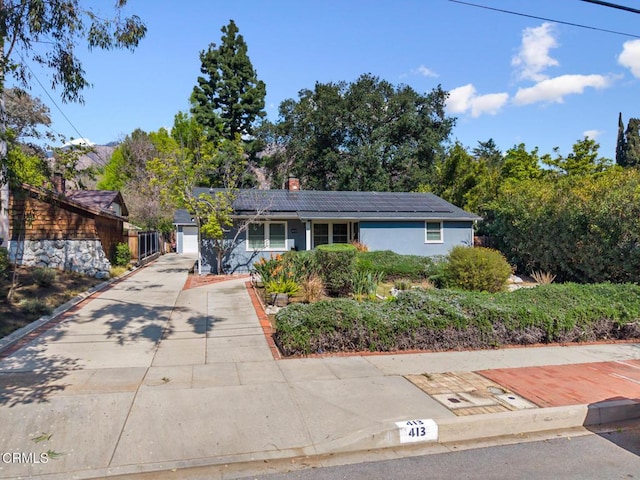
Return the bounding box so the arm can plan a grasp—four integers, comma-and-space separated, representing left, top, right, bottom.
16, 0, 640, 160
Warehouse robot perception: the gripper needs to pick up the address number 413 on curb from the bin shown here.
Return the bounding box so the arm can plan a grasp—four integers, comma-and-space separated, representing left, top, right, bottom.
395, 419, 438, 443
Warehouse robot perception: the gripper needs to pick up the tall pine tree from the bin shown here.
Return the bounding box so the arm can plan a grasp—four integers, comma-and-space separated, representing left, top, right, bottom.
191, 20, 266, 142
624, 118, 640, 167
616, 112, 627, 166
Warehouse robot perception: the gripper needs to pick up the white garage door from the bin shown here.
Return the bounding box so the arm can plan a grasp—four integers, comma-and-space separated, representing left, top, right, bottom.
182, 226, 199, 253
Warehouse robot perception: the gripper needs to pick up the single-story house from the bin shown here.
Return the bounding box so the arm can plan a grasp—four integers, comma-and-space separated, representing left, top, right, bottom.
174, 178, 481, 274
7, 179, 129, 279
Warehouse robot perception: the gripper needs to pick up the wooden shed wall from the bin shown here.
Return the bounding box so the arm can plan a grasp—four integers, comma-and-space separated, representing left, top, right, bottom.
95, 215, 124, 259
10, 189, 125, 253
10, 191, 98, 240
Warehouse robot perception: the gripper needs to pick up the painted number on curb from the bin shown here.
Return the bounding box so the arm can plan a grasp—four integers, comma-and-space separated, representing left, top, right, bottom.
395, 419, 438, 443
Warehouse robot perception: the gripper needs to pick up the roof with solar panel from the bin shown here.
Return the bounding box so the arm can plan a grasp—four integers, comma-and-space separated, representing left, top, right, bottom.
188, 183, 481, 222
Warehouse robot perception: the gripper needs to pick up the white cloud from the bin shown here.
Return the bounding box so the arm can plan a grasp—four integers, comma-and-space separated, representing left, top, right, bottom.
447, 84, 509, 118
583, 129, 602, 140
618, 39, 640, 78
470, 93, 509, 117
513, 74, 611, 105
512, 22, 559, 82
447, 84, 476, 114
413, 65, 438, 78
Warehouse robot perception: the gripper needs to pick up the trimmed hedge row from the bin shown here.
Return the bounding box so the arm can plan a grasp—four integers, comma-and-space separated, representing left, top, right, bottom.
273, 283, 640, 356
356, 250, 437, 281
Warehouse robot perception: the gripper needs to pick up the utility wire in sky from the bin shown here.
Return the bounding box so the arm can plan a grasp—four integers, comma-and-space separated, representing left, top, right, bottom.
19, 55, 86, 143
448, 0, 640, 39
579, 0, 640, 15
17, 53, 109, 164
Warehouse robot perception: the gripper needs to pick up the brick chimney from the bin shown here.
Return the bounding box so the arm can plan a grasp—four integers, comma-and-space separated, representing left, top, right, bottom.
286, 177, 300, 191
52, 173, 66, 194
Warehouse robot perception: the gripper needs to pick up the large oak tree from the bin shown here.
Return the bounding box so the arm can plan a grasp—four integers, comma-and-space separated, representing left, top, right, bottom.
259, 74, 454, 192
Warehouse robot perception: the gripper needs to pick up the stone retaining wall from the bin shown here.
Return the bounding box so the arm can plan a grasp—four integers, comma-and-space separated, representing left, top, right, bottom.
8, 239, 111, 279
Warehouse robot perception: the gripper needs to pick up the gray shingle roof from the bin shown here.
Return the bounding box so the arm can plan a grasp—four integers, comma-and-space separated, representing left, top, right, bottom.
175, 188, 481, 223
66, 190, 129, 217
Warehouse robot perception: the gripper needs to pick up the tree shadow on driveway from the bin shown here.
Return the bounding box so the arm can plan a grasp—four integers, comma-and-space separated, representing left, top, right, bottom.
0, 345, 80, 407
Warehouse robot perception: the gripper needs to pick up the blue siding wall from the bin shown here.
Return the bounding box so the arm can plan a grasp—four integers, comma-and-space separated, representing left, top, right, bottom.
195, 219, 474, 273
201, 219, 307, 273
360, 221, 474, 257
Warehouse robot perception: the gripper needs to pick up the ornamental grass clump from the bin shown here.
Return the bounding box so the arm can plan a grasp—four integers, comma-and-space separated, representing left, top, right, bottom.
352, 270, 384, 301
300, 274, 325, 303
531, 270, 556, 284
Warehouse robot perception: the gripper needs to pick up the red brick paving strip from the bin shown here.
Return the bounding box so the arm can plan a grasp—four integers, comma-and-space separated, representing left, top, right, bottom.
479, 360, 640, 408
182, 273, 250, 290
245, 281, 281, 360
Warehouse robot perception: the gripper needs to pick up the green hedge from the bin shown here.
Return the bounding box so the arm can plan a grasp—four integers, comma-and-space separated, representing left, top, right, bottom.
356, 250, 437, 281
274, 283, 640, 356
316, 243, 357, 295
487, 170, 640, 283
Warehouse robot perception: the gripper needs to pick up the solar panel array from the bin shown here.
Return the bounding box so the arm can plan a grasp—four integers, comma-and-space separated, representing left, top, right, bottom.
194, 188, 478, 219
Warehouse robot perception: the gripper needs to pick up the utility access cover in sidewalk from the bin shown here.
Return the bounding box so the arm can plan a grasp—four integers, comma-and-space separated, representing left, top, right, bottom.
406, 371, 539, 416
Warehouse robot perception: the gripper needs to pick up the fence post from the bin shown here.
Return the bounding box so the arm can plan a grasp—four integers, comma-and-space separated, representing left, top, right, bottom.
127, 231, 139, 262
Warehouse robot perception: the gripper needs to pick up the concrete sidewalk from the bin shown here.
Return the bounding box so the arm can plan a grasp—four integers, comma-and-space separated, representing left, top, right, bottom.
0, 254, 639, 479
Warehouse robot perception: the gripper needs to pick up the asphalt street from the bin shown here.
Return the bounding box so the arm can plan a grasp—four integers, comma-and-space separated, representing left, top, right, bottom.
251, 424, 640, 480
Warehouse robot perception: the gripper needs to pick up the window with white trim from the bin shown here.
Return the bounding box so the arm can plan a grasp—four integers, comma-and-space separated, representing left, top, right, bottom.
247, 222, 287, 250
312, 222, 350, 247
425, 221, 443, 243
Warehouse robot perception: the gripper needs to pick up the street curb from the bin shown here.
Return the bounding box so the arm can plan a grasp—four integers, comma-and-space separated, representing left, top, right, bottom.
35, 400, 640, 480
437, 398, 640, 443
0, 266, 143, 356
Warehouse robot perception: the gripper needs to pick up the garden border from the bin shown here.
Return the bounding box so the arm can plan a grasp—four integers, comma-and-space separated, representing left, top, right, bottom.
245, 281, 281, 359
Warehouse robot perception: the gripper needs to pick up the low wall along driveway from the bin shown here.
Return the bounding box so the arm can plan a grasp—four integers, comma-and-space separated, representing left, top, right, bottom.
8, 239, 111, 279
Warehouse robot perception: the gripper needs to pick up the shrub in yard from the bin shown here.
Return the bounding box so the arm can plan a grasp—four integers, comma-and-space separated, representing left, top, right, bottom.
281, 250, 318, 282
0, 247, 9, 276
113, 242, 131, 267
442, 246, 511, 293
315, 243, 357, 296
252, 254, 283, 283
300, 274, 325, 303
356, 250, 435, 281
33, 267, 57, 288
20, 298, 53, 317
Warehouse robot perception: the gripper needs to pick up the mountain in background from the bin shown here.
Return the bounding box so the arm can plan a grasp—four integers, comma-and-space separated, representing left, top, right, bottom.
75, 144, 116, 170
